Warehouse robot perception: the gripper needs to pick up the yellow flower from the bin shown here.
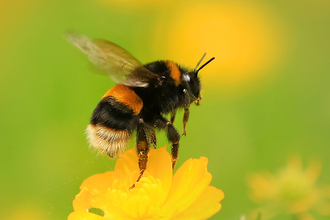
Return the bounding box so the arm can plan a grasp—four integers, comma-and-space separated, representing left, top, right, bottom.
68, 146, 224, 220
247, 156, 330, 220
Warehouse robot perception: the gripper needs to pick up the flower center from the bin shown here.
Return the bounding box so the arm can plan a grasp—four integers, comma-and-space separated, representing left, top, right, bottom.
105, 172, 168, 219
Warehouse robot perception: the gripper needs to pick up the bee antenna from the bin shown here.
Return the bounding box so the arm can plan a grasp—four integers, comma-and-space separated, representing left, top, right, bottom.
194, 53, 207, 72
195, 57, 215, 75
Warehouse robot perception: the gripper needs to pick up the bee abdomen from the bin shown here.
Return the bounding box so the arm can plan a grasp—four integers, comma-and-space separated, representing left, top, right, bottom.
87, 85, 143, 157
86, 124, 130, 157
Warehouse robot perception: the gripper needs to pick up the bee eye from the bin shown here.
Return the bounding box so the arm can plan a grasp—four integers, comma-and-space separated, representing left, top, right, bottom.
182, 74, 190, 82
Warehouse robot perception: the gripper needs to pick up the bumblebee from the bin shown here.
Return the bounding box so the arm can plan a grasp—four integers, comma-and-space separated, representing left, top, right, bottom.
67, 33, 214, 186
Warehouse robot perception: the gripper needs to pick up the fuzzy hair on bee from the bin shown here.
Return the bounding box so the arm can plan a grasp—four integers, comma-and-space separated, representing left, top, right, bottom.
67, 33, 215, 188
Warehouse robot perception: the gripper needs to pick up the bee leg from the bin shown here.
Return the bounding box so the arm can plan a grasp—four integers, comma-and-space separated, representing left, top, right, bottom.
170, 110, 176, 124
155, 116, 181, 170
182, 107, 190, 136
149, 129, 157, 149
168, 125, 180, 169
130, 119, 149, 189
171, 140, 179, 170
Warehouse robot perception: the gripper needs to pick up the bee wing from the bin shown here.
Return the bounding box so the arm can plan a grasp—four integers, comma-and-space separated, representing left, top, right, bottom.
66, 33, 159, 87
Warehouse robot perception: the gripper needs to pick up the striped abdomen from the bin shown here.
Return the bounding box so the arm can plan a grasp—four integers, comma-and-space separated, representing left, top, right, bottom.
86, 84, 143, 157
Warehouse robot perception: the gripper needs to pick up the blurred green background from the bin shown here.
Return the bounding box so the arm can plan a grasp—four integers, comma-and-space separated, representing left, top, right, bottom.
1, 0, 330, 219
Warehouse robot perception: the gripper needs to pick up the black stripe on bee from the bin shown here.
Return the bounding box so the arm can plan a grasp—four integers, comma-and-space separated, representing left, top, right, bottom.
90, 96, 136, 131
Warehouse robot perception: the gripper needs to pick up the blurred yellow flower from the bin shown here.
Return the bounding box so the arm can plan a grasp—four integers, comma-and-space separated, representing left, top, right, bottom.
247, 156, 330, 220
68, 146, 224, 220
152, 2, 288, 95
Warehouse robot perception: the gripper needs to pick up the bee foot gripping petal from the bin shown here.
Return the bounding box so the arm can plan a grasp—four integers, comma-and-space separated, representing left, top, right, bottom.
86, 124, 130, 158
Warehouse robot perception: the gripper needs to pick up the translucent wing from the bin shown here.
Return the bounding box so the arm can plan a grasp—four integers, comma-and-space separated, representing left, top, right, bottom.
66, 33, 159, 87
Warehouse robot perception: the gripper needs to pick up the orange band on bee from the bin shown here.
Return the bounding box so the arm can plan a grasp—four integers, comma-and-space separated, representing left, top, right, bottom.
102, 85, 143, 115
166, 61, 181, 86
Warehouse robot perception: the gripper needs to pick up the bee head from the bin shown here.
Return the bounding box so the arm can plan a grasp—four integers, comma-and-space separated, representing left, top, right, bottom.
183, 54, 215, 105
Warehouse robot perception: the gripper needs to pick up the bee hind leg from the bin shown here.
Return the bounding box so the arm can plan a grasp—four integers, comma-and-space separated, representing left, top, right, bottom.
149, 129, 157, 149
130, 119, 150, 189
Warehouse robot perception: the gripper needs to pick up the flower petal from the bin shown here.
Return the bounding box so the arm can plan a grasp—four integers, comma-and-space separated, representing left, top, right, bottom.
73, 172, 115, 212
114, 147, 139, 178
160, 157, 213, 216
145, 146, 172, 193
175, 186, 225, 220
73, 189, 94, 212
80, 172, 115, 193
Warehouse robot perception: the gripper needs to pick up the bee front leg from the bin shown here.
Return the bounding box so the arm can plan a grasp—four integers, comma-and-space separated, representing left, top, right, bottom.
182, 107, 190, 136
130, 119, 149, 189
155, 116, 181, 170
